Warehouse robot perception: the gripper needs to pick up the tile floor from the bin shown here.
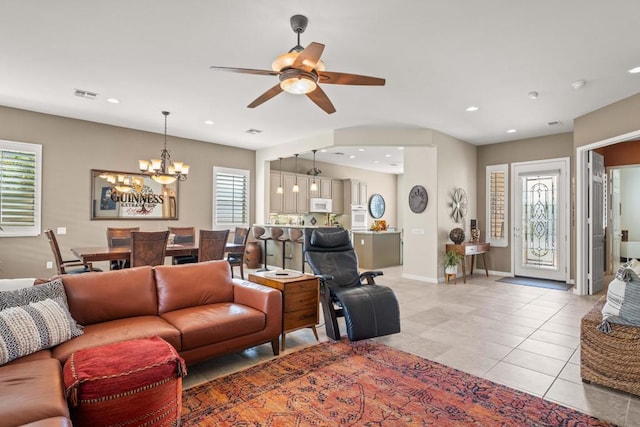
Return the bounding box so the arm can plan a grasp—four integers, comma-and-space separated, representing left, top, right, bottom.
184, 266, 638, 426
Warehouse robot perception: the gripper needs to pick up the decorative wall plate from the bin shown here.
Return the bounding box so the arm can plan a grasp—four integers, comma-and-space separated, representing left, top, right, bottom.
369, 193, 386, 219
450, 188, 468, 223
409, 185, 428, 213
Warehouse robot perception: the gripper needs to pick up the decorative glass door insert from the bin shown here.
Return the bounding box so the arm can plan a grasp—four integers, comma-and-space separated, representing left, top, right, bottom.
521, 174, 558, 270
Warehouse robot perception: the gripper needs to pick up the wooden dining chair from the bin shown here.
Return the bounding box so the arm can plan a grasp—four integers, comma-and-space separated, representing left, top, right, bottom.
130, 230, 169, 267
227, 227, 249, 279
106, 227, 139, 270
44, 229, 101, 275
168, 226, 197, 265
198, 229, 230, 263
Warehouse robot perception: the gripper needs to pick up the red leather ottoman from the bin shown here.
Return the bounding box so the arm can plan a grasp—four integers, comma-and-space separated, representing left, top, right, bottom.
63, 336, 186, 427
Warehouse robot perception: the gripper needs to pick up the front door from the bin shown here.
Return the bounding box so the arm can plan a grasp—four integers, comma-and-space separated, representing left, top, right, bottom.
513, 159, 569, 281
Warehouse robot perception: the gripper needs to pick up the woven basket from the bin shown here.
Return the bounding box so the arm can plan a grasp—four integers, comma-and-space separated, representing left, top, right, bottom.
580, 297, 640, 396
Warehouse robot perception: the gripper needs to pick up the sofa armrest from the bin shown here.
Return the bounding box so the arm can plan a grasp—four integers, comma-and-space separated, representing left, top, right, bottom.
232, 278, 282, 319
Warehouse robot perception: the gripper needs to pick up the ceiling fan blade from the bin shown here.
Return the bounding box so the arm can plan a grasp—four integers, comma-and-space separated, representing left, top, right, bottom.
247, 83, 284, 108
209, 66, 279, 77
306, 85, 336, 114
319, 71, 385, 86
292, 42, 325, 70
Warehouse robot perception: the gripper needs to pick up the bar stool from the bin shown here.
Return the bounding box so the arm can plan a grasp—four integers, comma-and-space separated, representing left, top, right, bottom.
288, 228, 305, 273
252, 226, 269, 272
277, 229, 292, 270
269, 227, 284, 270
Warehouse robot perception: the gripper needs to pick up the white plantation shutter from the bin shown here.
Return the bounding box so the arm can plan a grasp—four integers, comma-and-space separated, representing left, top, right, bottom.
0, 140, 42, 237
213, 167, 249, 228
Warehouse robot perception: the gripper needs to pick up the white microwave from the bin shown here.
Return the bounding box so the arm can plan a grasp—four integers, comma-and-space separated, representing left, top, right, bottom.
310, 198, 332, 213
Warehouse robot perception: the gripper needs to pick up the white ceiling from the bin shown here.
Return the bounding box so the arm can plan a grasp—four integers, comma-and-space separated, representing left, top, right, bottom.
1, 1, 640, 174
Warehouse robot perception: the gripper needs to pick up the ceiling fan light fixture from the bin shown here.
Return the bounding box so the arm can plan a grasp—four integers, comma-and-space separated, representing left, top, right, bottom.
280, 74, 317, 94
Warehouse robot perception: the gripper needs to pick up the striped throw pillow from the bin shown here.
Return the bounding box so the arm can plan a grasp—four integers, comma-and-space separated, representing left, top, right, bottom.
0, 297, 84, 365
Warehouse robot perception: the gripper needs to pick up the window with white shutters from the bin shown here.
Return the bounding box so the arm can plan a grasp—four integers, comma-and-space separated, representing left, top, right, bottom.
0, 140, 42, 237
213, 167, 249, 228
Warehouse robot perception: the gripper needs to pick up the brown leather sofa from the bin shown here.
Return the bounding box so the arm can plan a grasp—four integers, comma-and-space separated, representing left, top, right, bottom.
0, 260, 282, 426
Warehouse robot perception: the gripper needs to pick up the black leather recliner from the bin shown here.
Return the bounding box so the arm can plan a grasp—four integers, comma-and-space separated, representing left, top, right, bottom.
303, 227, 401, 341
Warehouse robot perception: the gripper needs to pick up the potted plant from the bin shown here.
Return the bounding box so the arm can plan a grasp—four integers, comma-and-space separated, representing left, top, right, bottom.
442, 250, 463, 275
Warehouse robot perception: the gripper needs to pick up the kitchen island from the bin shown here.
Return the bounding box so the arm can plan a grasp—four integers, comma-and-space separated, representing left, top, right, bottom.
352, 231, 402, 269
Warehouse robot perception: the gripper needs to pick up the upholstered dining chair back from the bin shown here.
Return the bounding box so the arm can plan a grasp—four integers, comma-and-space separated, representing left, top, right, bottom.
198, 229, 230, 263
130, 230, 169, 267
106, 227, 139, 270
168, 226, 197, 265
227, 227, 249, 279
44, 229, 100, 275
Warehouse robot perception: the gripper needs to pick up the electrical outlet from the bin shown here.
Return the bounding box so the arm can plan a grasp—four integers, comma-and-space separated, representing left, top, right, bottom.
46, 261, 53, 269
57, 227, 67, 235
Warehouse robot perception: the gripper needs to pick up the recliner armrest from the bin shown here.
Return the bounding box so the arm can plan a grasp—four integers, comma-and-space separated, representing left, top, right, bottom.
360, 271, 383, 284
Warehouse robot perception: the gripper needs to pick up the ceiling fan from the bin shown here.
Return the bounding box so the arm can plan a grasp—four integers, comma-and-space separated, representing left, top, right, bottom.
209, 15, 385, 114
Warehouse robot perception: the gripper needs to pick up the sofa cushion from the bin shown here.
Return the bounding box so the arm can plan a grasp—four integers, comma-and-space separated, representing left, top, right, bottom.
161, 303, 266, 351
0, 358, 70, 425
600, 259, 640, 333
0, 298, 84, 365
60, 266, 157, 325
154, 260, 234, 314
52, 315, 181, 364
0, 278, 68, 310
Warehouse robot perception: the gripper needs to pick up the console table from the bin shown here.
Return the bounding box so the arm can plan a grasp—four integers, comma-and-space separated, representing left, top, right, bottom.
248, 271, 319, 350
445, 242, 490, 283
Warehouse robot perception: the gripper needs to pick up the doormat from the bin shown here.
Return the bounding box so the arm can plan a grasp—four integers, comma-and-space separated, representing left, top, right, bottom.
497, 276, 573, 291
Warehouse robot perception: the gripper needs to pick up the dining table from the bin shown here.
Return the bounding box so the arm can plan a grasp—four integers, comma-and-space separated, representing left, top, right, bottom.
70, 242, 245, 263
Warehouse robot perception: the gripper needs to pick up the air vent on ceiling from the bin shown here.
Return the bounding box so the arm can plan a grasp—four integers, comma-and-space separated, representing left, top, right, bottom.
245, 128, 262, 134
74, 89, 98, 99
334, 152, 344, 155
548, 121, 563, 126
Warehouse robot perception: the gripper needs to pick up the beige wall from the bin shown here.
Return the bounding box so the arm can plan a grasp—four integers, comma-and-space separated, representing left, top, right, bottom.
574, 92, 640, 148
0, 106, 255, 279
476, 133, 573, 274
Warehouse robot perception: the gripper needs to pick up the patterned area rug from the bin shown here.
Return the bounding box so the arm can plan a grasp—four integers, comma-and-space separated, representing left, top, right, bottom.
182, 339, 612, 426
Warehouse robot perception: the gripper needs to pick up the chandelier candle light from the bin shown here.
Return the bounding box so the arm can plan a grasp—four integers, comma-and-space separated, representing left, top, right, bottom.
138, 111, 189, 184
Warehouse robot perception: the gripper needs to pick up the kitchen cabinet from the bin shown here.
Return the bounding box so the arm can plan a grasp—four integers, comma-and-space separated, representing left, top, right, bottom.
352, 231, 401, 269
309, 177, 332, 199
270, 172, 283, 213
331, 179, 344, 214
344, 179, 368, 206
282, 173, 309, 214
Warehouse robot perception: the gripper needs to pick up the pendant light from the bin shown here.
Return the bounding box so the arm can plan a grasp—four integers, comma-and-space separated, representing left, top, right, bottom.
276, 157, 283, 194
310, 150, 318, 192
292, 154, 300, 193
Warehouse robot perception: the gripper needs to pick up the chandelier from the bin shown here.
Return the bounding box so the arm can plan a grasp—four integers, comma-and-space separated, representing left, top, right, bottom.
138, 111, 189, 184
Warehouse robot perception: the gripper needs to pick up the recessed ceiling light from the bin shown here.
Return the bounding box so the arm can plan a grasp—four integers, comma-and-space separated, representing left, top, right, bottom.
358, 148, 366, 152
628, 66, 640, 74
397, 147, 404, 150
571, 80, 586, 89
349, 155, 355, 159
106, 98, 120, 104
384, 154, 391, 158
204, 120, 214, 125
465, 106, 479, 112
320, 149, 327, 152
506, 129, 517, 133
373, 160, 380, 164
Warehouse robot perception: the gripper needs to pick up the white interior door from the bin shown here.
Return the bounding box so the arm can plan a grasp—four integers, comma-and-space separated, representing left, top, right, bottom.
513, 159, 568, 281
588, 151, 605, 294
610, 169, 621, 270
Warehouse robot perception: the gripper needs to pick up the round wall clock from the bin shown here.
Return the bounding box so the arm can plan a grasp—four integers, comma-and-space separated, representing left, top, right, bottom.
409, 185, 428, 213
450, 188, 468, 223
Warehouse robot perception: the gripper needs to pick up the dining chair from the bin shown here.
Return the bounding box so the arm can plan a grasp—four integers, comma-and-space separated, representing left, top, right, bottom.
106, 227, 139, 270
168, 226, 197, 265
198, 229, 230, 263
130, 230, 169, 267
227, 227, 249, 279
44, 229, 102, 275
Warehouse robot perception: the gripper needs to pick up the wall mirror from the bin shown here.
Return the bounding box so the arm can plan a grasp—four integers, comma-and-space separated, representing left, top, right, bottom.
368, 193, 385, 219
90, 169, 178, 220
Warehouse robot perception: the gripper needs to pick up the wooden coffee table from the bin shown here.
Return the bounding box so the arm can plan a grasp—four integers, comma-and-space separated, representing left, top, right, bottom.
249, 271, 319, 350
